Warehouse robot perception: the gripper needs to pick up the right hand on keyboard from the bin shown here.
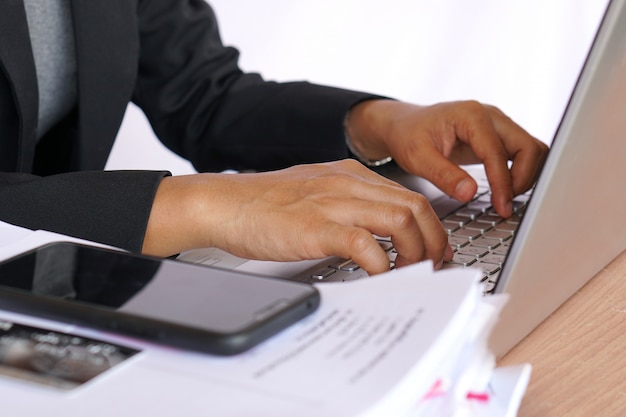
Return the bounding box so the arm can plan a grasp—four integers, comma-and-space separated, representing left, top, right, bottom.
343, 99, 549, 219
142, 159, 453, 275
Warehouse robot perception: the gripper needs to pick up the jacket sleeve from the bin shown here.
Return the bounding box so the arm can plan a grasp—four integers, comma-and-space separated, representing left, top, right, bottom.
132, 0, 384, 173
0, 170, 170, 252
0, 0, 383, 252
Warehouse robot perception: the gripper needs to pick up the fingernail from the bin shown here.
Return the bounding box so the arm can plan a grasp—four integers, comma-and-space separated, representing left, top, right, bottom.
445, 245, 454, 261
504, 201, 513, 218
435, 258, 444, 270
455, 179, 474, 201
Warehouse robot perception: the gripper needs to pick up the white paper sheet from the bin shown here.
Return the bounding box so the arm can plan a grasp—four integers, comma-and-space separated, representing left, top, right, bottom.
0, 222, 33, 248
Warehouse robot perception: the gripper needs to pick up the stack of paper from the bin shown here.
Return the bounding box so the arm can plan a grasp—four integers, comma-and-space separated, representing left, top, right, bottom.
0, 222, 530, 416
189, 262, 531, 417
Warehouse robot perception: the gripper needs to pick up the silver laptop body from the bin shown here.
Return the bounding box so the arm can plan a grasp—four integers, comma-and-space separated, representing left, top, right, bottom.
487, 0, 626, 355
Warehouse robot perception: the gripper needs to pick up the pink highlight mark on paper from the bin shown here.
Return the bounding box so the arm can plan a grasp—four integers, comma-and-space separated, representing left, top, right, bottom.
422, 379, 447, 400
466, 391, 491, 403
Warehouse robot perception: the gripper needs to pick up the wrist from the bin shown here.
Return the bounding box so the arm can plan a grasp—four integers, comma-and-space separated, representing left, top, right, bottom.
344, 99, 394, 165
345, 133, 393, 167
142, 175, 213, 257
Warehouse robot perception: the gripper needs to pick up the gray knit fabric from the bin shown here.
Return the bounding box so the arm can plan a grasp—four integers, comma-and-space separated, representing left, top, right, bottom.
23, 0, 77, 139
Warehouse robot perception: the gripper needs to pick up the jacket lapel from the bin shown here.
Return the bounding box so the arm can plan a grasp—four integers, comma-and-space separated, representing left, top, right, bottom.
0, 0, 39, 172
70, 0, 139, 170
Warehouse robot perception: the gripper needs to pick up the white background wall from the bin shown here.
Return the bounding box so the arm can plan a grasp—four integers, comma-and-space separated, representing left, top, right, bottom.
106, 0, 608, 176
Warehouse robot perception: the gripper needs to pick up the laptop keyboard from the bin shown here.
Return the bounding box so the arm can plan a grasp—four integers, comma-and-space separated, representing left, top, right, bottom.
295, 188, 530, 294
441, 191, 529, 293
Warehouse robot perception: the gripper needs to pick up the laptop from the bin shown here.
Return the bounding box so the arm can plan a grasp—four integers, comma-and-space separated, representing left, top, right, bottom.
179, 0, 626, 357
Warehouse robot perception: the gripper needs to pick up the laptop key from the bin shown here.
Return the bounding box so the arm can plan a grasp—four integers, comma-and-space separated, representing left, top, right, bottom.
449, 253, 477, 267
464, 221, 493, 233
467, 201, 492, 212
506, 214, 523, 224
442, 220, 461, 234
456, 208, 483, 219
493, 246, 510, 256
311, 268, 337, 280
448, 236, 470, 250
458, 246, 490, 258
444, 214, 471, 226
330, 259, 360, 272
475, 261, 501, 275
476, 213, 505, 225
483, 230, 513, 242
495, 223, 517, 233
452, 229, 482, 240
470, 237, 501, 250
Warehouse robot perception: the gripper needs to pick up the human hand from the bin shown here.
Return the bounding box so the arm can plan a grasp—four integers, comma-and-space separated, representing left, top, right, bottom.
345, 100, 549, 218
142, 160, 452, 275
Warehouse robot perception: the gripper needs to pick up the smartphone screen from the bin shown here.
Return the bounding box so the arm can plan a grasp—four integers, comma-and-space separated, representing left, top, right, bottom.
0, 242, 320, 355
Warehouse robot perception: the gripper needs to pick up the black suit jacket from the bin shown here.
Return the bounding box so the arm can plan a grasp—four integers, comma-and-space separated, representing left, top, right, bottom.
0, 0, 378, 251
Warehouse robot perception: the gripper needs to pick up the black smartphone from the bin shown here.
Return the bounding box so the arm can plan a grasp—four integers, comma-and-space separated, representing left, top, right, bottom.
0, 242, 320, 355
